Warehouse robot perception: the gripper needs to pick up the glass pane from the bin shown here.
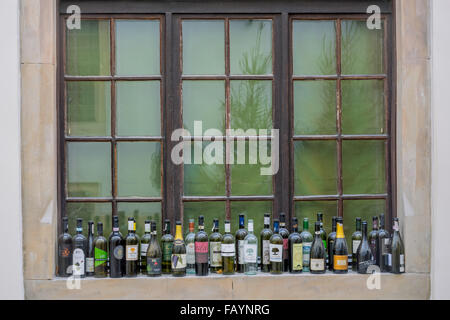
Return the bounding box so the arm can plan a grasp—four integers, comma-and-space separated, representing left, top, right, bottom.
230, 80, 272, 131
116, 81, 161, 136
183, 81, 225, 133
116, 20, 160, 76
117, 202, 162, 237
67, 203, 112, 238
294, 80, 336, 135
294, 201, 338, 235
183, 202, 226, 234
293, 20, 336, 75
182, 20, 225, 75
66, 20, 110, 76
342, 80, 385, 135
341, 20, 384, 74
230, 19, 272, 75
294, 141, 337, 196
67, 81, 111, 136
231, 141, 272, 196
184, 142, 225, 196
117, 142, 161, 197
342, 140, 386, 194
67, 142, 111, 197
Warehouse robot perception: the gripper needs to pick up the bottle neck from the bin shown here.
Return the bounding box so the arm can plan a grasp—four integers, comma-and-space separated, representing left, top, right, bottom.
264, 215, 270, 228
248, 221, 254, 233
76, 223, 82, 235
128, 220, 136, 233
224, 222, 231, 234
332, 219, 337, 233
379, 215, 385, 229
239, 217, 245, 229
273, 222, 279, 234
88, 223, 94, 236
393, 220, 400, 234
63, 220, 69, 233
198, 224, 204, 231
303, 220, 309, 231
144, 223, 151, 234
362, 223, 368, 239
212, 221, 219, 233
292, 223, 298, 233
336, 222, 345, 239
356, 219, 362, 232
164, 222, 171, 234
175, 225, 183, 240
372, 219, 379, 231
189, 222, 194, 233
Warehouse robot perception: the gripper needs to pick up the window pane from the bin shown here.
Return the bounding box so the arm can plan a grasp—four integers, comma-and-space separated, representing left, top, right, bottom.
182, 20, 225, 75
342, 140, 386, 194
67, 81, 111, 136
294, 201, 338, 235
342, 80, 385, 135
66, 20, 110, 76
117, 202, 162, 237
117, 81, 161, 136
294, 80, 336, 135
117, 142, 161, 197
230, 19, 272, 75
230, 80, 272, 131
183, 202, 226, 234
184, 142, 225, 196
341, 20, 384, 74
67, 142, 111, 197
293, 20, 336, 75
294, 141, 337, 196
182, 81, 225, 133
67, 203, 112, 238
231, 141, 272, 196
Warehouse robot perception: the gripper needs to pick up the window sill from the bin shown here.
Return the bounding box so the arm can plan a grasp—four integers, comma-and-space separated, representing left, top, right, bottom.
25, 271, 429, 300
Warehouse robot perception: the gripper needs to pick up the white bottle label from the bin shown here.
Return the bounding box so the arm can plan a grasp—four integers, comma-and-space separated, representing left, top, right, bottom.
171, 253, 187, 269
262, 240, 270, 265
73, 248, 85, 276
310, 258, 325, 271
352, 240, 361, 254
264, 216, 270, 226
186, 242, 195, 264
141, 243, 149, 257
238, 240, 245, 264
399, 254, 405, 272
210, 242, 222, 267
86, 257, 94, 272
302, 242, 312, 265
244, 243, 257, 263
221, 243, 235, 257
126, 245, 138, 261
269, 243, 283, 262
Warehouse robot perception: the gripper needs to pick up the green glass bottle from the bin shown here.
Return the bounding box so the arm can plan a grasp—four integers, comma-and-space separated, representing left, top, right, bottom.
378, 213, 391, 272
279, 212, 290, 272
172, 221, 186, 277
288, 217, 303, 273
310, 222, 326, 274
391, 218, 405, 274
209, 218, 223, 274
235, 214, 248, 273
86, 221, 95, 277
351, 217, 362, 272
161, 219, 174, 274
260, 213, 273, 273
300, 218, 313, 272
146, 222, 162, 277
222, 220, 235, 275
368, 216, 379, 266
93, 222, 108, 278
269, 219, 283, 274
317, 212, 327, 266
140, 220, 151, 275
125, 217, 139, 277
327, 217, 337, 271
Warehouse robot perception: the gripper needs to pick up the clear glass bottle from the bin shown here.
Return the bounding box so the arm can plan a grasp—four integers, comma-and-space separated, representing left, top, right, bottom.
244, 219, 258, 275
185, 219, 196, 275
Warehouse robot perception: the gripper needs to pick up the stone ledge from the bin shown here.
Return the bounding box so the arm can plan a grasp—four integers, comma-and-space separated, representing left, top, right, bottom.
25, 272, 429, 300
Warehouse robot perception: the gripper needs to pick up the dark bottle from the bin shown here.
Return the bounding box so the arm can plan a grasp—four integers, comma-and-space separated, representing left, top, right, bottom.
332, 217, 348, 274
94, 222, 108, 278
279, 212, 290, 272
351, 218, 362, 272
73, 218, 87, 278
195, 215, 209, 276
125, 217, 139, 277
356, 221, 375, 274
368, 216, 379, 266
57, 217, 73, 277
146, 222, 162, 277
327, 216, 337, 271
300, 218, 313, 272
260, 213, 273, 273
109, 216, 124, 278
269, 219, 283, 274
209, 218, 223, 274
391, 218, 405, 274
172, 221, 186, 277
317, 212, 328, 265
310, 222, 326, 274
288, 217, 303, 273
222, 220, 235, 275
86, 221, 95, 277
140, 220, 152, 275
235, 214, 248, 273
378, 213, 391, 272
161, 219, 174, 274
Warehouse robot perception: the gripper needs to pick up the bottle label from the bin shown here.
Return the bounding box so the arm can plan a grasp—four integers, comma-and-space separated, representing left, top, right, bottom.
126, 245, 138, 261
292, 243, 303, 271
399, 254, 405, 272
386, 253, 392, 267
302, 242, 312, 267
59, 246, 71, 258
141, 243, 149, 257
358, 260, 375, 273
221, 243, 235, 257
310, 258, 325, 271
73, 248, 85, 276
86, 257, 94, 273
333, 255, 348, 270
186, 242, 195, 264
381, 238, 391, 255
171, 253, 187, 270
195, 241, 208, 264
283, 238, 289, 252
269, 243, 283, 262
352, 240, 361, 254
369, 239, 377, 256
145, 224, 150, 233
163, 242, 173, 261
113, 245, 124, 260
262, 240, 270, 265
94, 247, 108, 267
210, 242, 222, 267
264, 217, 270, 226
128, 220, 134, 231
147, 257, 162, 275
244, 243, 257, 263
238, 240, 245, 265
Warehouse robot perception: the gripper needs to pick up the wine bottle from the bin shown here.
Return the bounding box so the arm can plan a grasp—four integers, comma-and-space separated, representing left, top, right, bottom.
279, 212, 290, 272
391, 218, 405, 274
356, 221, 375, 274
86, 221, 95, 276
172, 221, 186, 277
94, 222, 108, 278
317, 212, 328, 266
368, 216, 379, 266
235, 214, 248, 273
221, 220, 235, 275
300, 218, 313, 272
332, 217, 348, 274
185, 218, 196, 275
140, 220, 151, 275
327, 216, 337, 271
351, 217, 362, 272
195, 215, 209, 276
125, 217, 139, 277
310, 222, 326, 274
209, 218, 223, 274
378, 213, 391, 272
244, 219, 258, 275
260, 213, 273, 273
146, 222, 162, 277
269, 219, 283, 274
57, 217, 73, 277
161, 219, 174, 274
288, 217, 303, 273
109, 216, 124, 278
73, 218, 87, 278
